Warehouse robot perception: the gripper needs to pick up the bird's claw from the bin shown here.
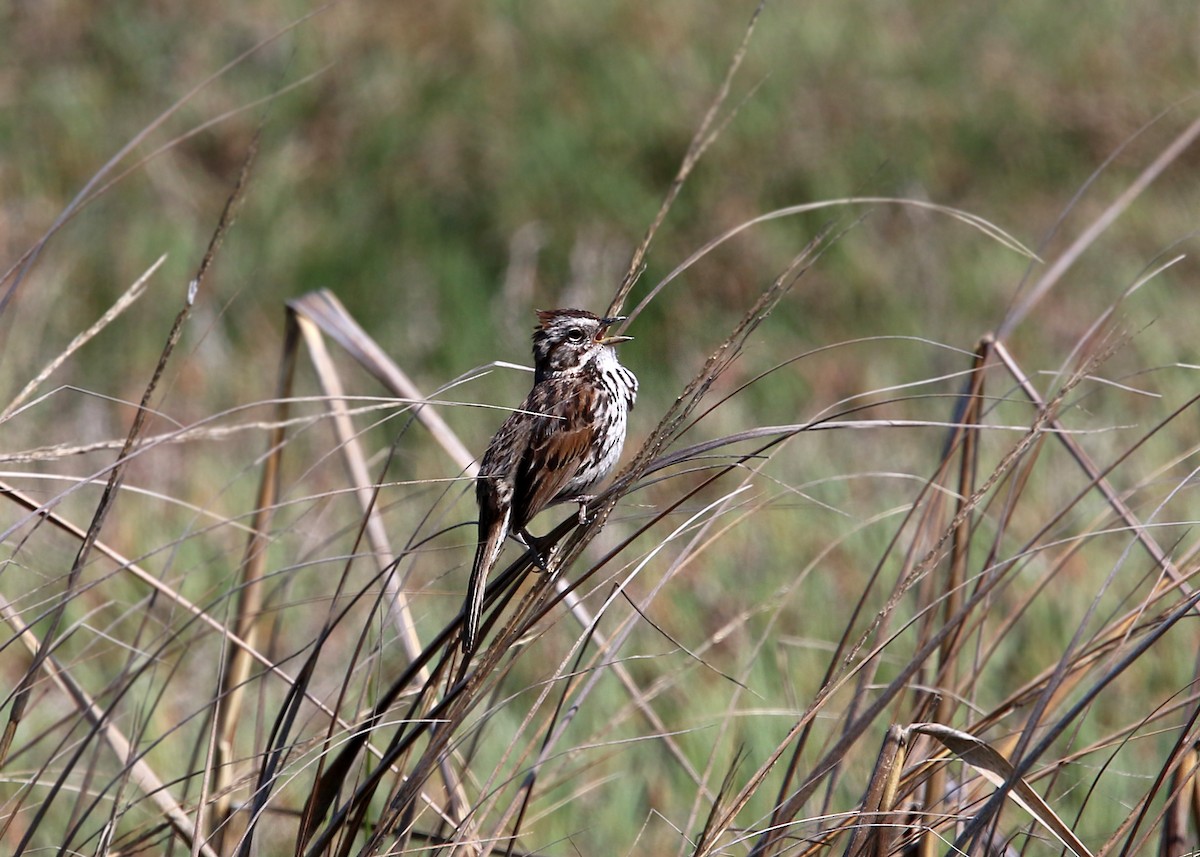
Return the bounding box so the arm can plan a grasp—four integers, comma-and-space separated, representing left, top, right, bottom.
517, 529, 553, 573
575, 496, 596, 526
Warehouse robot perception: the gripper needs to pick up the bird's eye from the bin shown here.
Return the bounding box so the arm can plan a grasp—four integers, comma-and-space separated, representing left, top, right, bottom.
566, 327, 585, 343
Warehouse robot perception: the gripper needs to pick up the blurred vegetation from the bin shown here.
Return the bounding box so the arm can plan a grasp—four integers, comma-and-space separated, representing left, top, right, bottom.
5, 2, 1199, 394
4, 2, 1200, 855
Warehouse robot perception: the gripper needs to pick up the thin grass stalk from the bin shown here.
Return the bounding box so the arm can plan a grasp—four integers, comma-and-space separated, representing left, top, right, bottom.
1000, 113, 1200, 337
209, 179, 292, 848
703, 346, 1109, 856
497, 615, 606, 857
302, 635, 467, 854
694, 746, 753, 857
954, 584, 1200, 855
7, 128, 254, 857
72, 553, 184, 853
668, 487, 836, 855
699, 501, 924, 857
293, 314, 428, 668
297, 584, 459, 853
844, 725, 908, 857
753, 345, 992, 857
0, 255, 165, 423
0, 591, 221, 857
991, 339, 1189, 595
916, 338, 989, 857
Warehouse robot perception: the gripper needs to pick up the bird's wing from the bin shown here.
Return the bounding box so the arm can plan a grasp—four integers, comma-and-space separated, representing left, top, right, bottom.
511, 382, 600, 527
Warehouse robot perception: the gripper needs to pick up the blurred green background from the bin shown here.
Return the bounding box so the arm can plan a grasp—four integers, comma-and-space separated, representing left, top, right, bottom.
5, 0, 1199, 417
4, 2, 1200, 852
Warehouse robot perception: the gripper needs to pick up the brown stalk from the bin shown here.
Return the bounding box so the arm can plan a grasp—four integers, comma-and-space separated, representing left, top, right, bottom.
288, 300, 484, 851
701, 341, 1112, 857
209, 306, 297, 851
991, 339, 1189, 598
844, 725, 908, 857
0, 589, 220, 857
4, 128, 255, 857
288, 290, 476, 472
917, 337, 990, 857
292, 313, 427, 666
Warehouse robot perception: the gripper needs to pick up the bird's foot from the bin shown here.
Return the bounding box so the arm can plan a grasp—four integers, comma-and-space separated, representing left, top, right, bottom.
516, 529, 554, 573
573, 495, 597, 525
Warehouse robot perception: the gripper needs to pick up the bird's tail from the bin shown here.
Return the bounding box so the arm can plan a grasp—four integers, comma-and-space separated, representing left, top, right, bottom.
463, 506, 509, 653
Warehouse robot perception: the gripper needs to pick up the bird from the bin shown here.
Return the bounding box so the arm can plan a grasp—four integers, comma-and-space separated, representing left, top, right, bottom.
462, 308, 638, 653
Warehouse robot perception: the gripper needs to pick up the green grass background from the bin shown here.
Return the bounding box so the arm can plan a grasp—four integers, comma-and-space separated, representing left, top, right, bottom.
4, 2, 1200, 854
7, 2, 1199, 393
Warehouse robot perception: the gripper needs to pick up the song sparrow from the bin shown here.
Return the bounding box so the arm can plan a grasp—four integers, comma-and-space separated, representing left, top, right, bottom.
462, 309, 638, 653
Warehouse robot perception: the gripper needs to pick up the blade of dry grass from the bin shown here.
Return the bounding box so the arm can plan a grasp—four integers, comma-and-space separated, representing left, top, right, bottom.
844, 724, 908, 857
912, 722, 1094, 857
627, 198, 1037, 327
0, 590, 221, 857
293, 313, 426, 665
1000, 113, 1200, 338
910, 339, 990, 857
0, 255, 165, 423
210, 296, 296, 850
287, 289, 475, 472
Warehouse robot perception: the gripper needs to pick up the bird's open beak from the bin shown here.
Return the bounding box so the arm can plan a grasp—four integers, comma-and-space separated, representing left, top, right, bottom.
597, 316, 632, 345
